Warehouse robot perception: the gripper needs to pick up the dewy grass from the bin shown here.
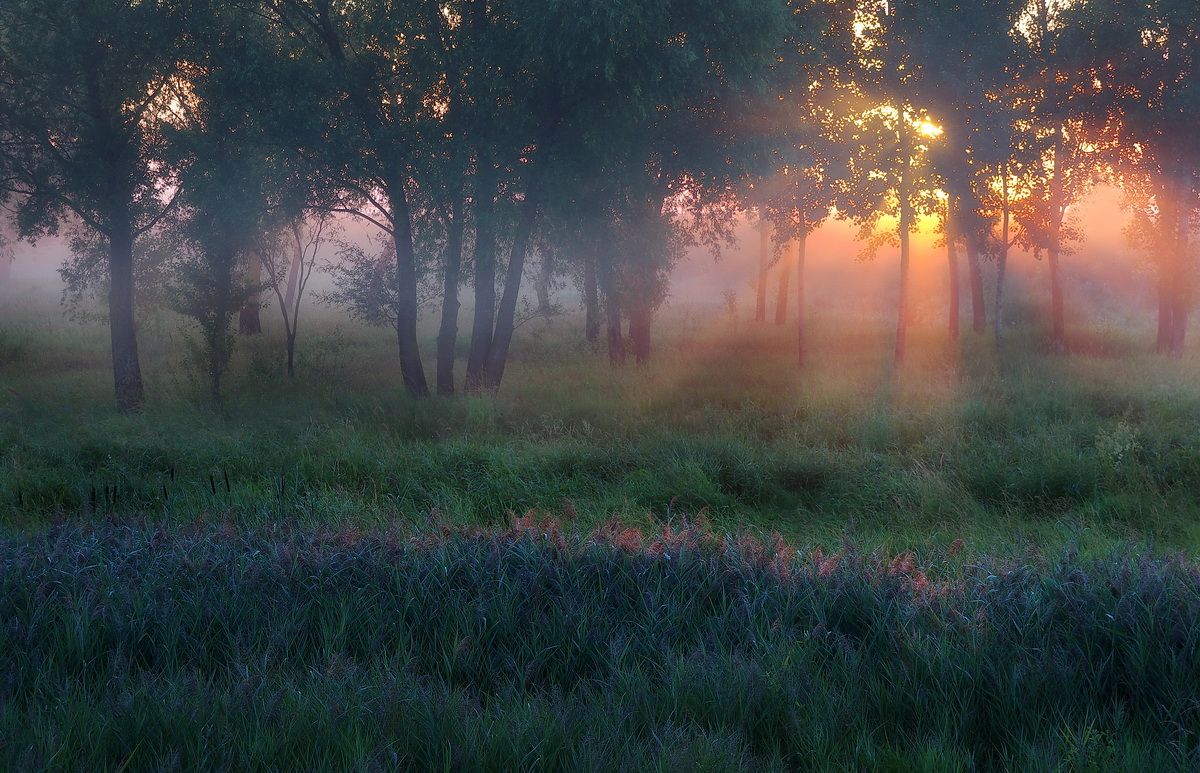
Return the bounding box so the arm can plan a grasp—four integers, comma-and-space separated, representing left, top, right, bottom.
4, 299, 1200, 767
4, 303, 1200, 553
2, 518, 1198, 771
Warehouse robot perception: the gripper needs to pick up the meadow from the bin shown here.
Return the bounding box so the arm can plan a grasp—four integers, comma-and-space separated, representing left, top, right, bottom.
3, 292, 1200, 551
3, 292, 1200, 769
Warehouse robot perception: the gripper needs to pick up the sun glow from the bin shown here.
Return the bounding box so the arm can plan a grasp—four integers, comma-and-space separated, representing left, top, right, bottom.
915, 120, 943, 138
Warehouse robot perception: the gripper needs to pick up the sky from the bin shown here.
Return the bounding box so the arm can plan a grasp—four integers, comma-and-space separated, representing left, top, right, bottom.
2, 183, 1153, 330
669, 184, 1151, 327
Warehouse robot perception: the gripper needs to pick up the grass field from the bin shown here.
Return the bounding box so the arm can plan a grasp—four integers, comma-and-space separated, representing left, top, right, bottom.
3, 291, 1200, 768
4, 293, 1200, 552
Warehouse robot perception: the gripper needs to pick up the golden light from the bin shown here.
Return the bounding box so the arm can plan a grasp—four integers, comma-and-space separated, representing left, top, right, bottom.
915, 120, 943, 139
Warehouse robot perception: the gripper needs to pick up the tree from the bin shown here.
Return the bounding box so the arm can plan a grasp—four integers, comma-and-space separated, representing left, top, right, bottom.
755, 216, 772, 324
488, 0, 793, 374
261, 215, 330, 376
0, 0, 198, 410
0, 208, 13, 285
1074, 0, 1200, 357
760, 83, 848, 366
907, 0, 1026, 340
730, 0, 851, 366
840, 0, 945, 367
1006, 0, 1099, 355
765, 158, 842, 367
163, 4, 302, 401
258, 0, 449, 397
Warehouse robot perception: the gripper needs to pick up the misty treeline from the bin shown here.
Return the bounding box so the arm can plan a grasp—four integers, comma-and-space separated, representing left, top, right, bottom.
0, 1, 1197, 410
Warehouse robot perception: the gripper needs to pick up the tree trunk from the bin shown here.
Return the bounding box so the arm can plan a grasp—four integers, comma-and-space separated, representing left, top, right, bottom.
108, 220, 145, 411
966, 237, 986, 333
465, 162, 498, 392
536, 250, 552, 315
628, 302, 651, 365
283, 235, 303, 312
482, 176, 541, 391
995, 167, 1010, 347
755, 217, 770, 323
775, 248, 791, 326
598, 244, 625, 366
895, 111, 913, 367
1048, 126, 1067, 355
796, 232, 807, 368
1156, 172, 1178, 354
238, 249, 263, 335
1156, 274, 1173, 354
946, 198, 960, 341
1048, 247, 1065, 354
0, 256, 11, 284
286, 332, 296, 377
388, 183, 430, 397
1170, 283, 1189, 358
583, 240, 600, 344
436, 197, 465, 395
1167, 170, 1192, 358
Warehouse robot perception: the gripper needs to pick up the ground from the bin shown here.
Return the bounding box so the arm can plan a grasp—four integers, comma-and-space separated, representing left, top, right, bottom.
2, 294, 1200, 770
3, 296, 1199, 553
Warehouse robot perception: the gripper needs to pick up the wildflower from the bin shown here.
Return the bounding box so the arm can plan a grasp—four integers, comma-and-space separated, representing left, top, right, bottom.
948, 538, 965, 558
612, 527, 643, 553
736, 533, 764, 564
889, 552, 916, 577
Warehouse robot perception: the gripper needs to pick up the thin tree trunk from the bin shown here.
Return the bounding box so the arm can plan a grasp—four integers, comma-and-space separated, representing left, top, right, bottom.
436, 197, 465, 395
284, 234, 303, 312
389, 184, 430, 396
465, 162, 498, 392
1171, 289, 1189, 358
208, 245, 237, 403
946, 198, 960, 341
482, 176, 541, 390
536, 250, 552, 315
756, 216, 769, 323
0, 256, 11, 284
1048, 247, 1065, 354
1155, 170, 1178, 355
995, 166, 1010, 347
598, 242, 625, 366
895, 111, 913, 367
238, 249, 264, 335
628, 302, 651, 364
796, 232, 807, 368
271, 225, 301, 377
775, 248, 791, 326
108, 219, 144, 411
1155, 178, 1173, 354
966, 237, 986, 333
1168, 170, 1191, 358
1048, 125, 1067, 355
583, 239, 600, 344
1156, 274, 1173, 354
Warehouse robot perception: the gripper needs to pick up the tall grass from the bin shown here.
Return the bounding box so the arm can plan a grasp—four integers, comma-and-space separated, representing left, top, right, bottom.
3, 298, 1200, 550
2, 519, 1198, 770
